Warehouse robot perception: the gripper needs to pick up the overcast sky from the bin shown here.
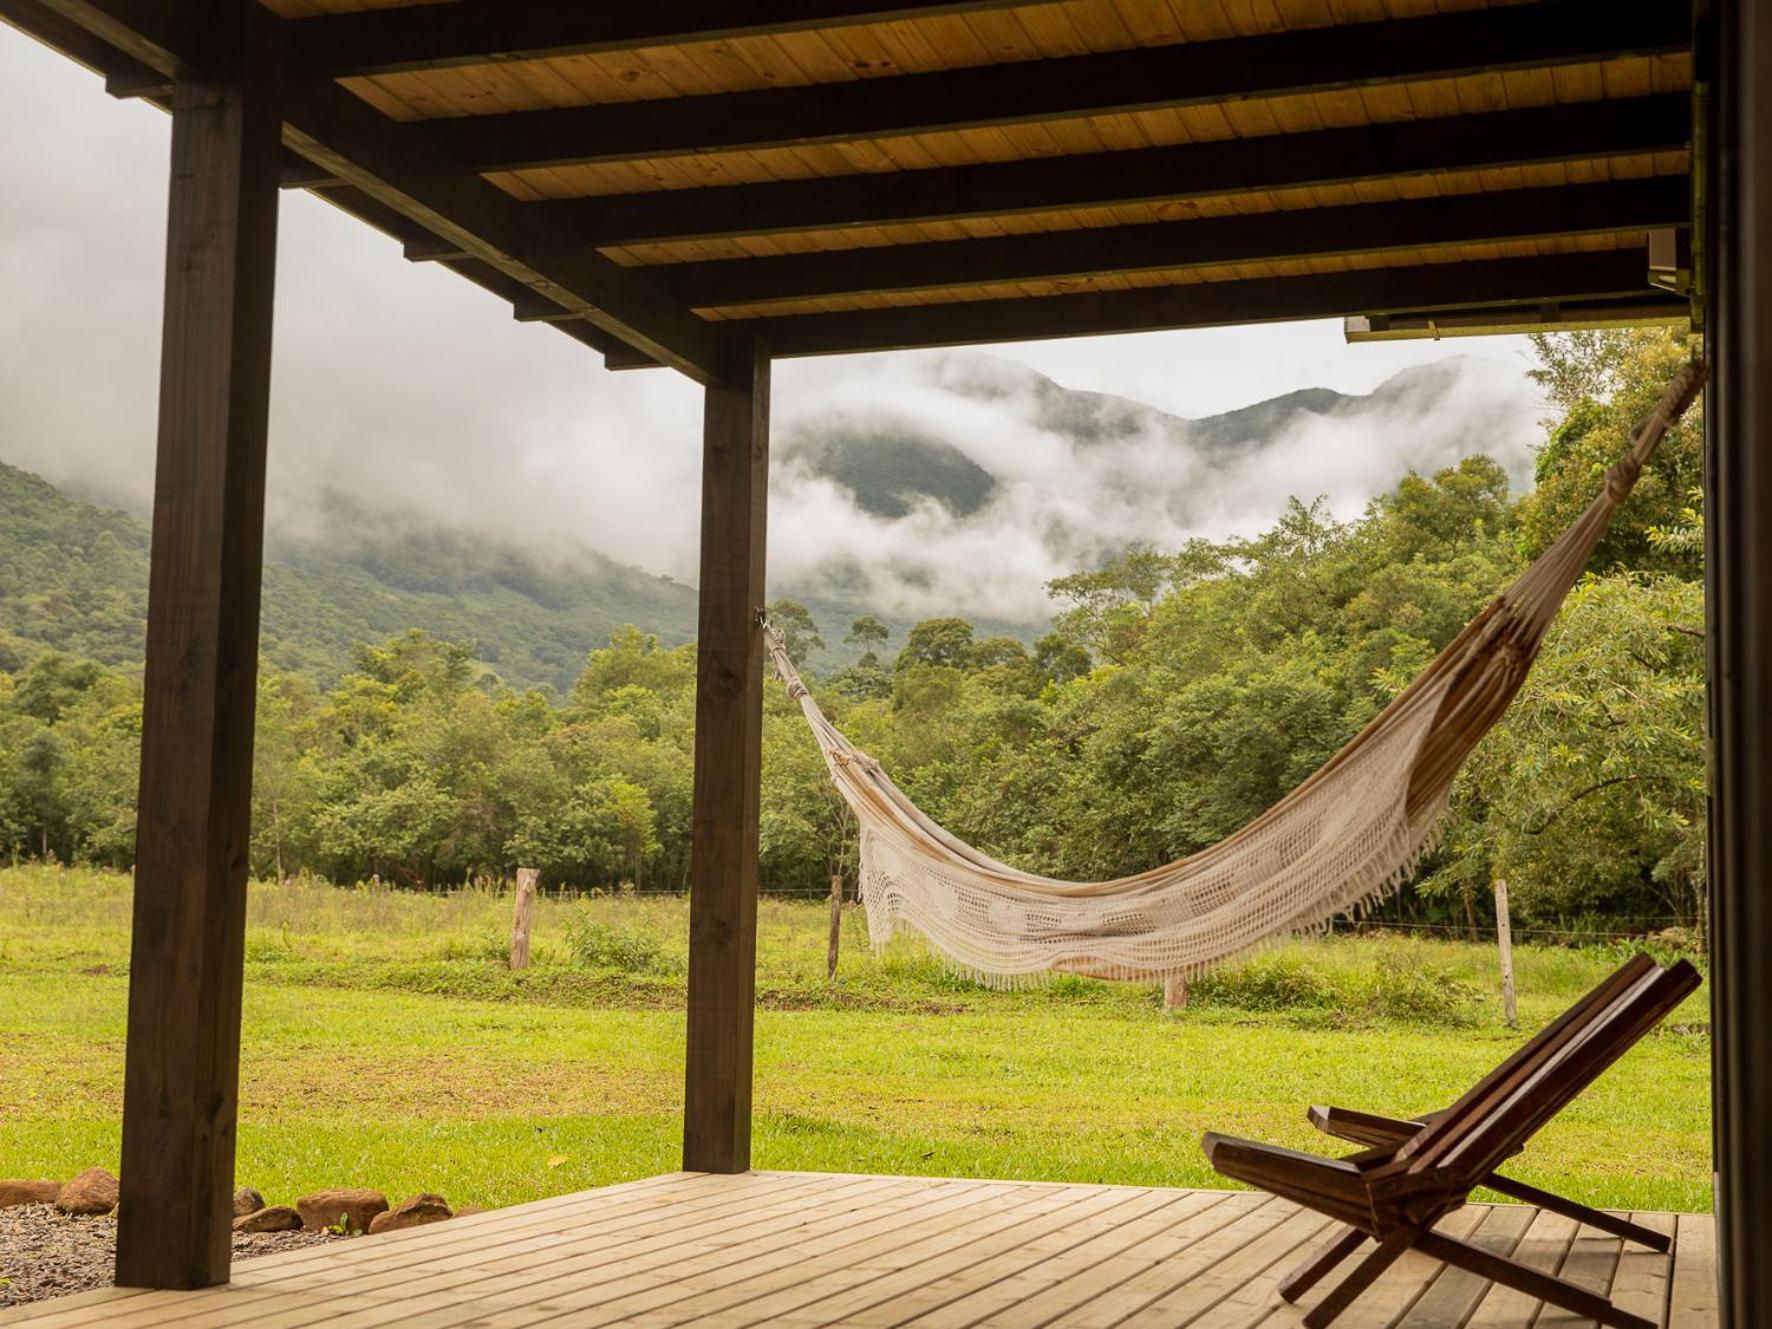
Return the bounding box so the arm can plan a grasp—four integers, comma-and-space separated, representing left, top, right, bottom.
0, 24, 1549, 611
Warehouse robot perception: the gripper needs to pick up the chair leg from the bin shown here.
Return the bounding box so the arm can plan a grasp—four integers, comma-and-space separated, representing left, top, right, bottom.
1415, 1228, 1656, 1329
1484, 1173, 1672, 1251
1279, 1225, 1368, 1303
1302, 1231, 1415, 1329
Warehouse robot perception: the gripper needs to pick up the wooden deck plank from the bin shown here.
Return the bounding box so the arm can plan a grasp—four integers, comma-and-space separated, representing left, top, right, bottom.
1534, 1213, 1624, 1329
0, 1175, 1715, 1329
271, 1171, 876, 1301
0, 1287, 149, 1322
410, 1176, 1022, 1325
235, 1169, 830, 1291
1394, 1203, 1537, 1328
1610, 1212, 1678, 1327
1464, 1208, 1582, 1328
1043, 1196, 1296, 1329
713, 1182, 1152, 1328
1666, 1212, 1718, 1328
234, 1170, 714, 1280
332, 1177, 1039, 1329
1118, 1203, 1333, 1326
859, 1186, 1193, 1327
1271, 1205, 1489, 1329
971, 1190, 1253, 1329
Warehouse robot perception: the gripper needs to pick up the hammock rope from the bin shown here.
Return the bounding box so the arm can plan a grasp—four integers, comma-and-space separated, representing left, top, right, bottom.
767, 361, 1707, 985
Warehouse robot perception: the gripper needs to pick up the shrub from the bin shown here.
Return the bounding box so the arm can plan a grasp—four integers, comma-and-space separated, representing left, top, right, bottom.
562, 912, 679, 975
1348, 957, 1479, 1026
1190, 945, 1479, 1027
434, 929, 511, 964
1191, 952, 1334, 1011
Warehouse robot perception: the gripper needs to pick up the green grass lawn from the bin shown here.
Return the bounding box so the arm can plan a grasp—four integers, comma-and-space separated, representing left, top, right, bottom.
0, 866, 1713, 1214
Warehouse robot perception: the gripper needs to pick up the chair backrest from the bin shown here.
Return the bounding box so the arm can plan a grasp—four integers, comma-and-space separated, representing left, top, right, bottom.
1378, 956, 1699, 1194
1387, 951, 1656, 1169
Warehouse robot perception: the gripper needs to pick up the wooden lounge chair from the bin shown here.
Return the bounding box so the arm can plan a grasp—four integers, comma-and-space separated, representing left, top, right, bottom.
1202, 953, 1701, 1329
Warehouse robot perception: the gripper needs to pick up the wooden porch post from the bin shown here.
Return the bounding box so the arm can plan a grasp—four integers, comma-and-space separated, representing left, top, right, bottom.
1703, 0, 1772, 1322
115, 5, 282, 1291
684, 336, 770, 1173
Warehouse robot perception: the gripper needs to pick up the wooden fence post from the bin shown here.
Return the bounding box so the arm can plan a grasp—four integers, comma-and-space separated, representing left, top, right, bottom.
1494, 878, 1517, 1028
827, 873, 843, 978
511, 867, 539, 970
1164, 974, 1189, 1011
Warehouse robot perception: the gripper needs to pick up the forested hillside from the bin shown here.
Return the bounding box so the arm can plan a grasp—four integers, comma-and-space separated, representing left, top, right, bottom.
0, 465, 698, 690
0, 332, 1705, 930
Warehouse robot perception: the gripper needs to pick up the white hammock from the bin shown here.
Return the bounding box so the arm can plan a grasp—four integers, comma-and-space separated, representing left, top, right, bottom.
768, 362, 1705, 984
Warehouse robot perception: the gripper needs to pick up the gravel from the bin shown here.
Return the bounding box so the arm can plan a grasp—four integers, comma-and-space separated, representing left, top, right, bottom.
0, 1204, 341, 1308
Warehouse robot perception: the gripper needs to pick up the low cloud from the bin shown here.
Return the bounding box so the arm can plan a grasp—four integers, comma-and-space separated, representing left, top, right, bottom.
763, 353, 1545, 623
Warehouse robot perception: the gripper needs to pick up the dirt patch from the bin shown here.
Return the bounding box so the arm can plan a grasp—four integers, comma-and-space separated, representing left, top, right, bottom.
0, 1204, 339, 1308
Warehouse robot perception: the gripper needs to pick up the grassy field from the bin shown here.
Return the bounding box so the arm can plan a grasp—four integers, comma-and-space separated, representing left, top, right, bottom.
0, 866, 1712, 1215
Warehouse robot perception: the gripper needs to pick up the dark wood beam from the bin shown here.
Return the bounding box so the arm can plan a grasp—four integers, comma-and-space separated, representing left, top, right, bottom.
293, 183, 643, 358
279, 156, 343, 189
607, 250, 1668, 364
0, 0, 164, 89
21, 0, 190, 74
288, 1, 1042, 79
1704, 2, 1772, 1324
649, 178, 1689, 308
423, 1, 1689, 171
24, 0, 722, 379
684, 337, 770, 1175
277, 78, 725, 379
543, 94, 1691, 248
114, 1, 280, 1291
403, 233, 473, 263
1345, 293, 1691, 340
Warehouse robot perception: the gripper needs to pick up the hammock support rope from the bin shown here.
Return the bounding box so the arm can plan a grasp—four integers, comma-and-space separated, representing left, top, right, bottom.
767, 362, 1707, 985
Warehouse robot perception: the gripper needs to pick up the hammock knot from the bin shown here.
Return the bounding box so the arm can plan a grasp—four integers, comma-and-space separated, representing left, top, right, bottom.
1603, 454, 1642, 505
785, 679, 809, 700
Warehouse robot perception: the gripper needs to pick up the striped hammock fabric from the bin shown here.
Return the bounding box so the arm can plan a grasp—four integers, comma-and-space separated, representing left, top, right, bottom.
767, 363, 1706, 984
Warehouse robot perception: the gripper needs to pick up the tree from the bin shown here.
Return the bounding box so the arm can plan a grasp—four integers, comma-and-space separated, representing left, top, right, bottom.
1047, 545, 1176, 663
1034, 633, 1090, 685
766, 599, 824, 661
1516, 329, 1703, 579
895, 617, 975, 671
1447, 572, 1705, 925
844, 615, 891, 664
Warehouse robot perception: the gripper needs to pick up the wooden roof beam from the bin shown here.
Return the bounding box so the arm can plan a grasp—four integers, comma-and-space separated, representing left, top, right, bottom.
543, 93, 1691, 248
278, 78, 721, 378
287, 1, 1045, 79
649, 178, 1690, 308
295, 183, 638, 357
425, 0, 1691, 171
606, 250, 1673, 363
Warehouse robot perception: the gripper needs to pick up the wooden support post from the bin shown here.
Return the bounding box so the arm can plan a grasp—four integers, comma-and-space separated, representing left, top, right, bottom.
115, 5, 282, 1292
510, 867, 539, 970
826, 873, 843, 979
683, 336, 770, 1174
1705, 3, 1772, 1320
1494, 879, 1517, 1028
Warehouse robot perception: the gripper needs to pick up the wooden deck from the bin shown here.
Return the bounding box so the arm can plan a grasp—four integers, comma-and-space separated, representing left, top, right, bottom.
1, 1171, 1716, 1329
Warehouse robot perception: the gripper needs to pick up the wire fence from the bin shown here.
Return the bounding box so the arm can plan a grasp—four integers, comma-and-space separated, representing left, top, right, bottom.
1324, 916, 1695, 944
